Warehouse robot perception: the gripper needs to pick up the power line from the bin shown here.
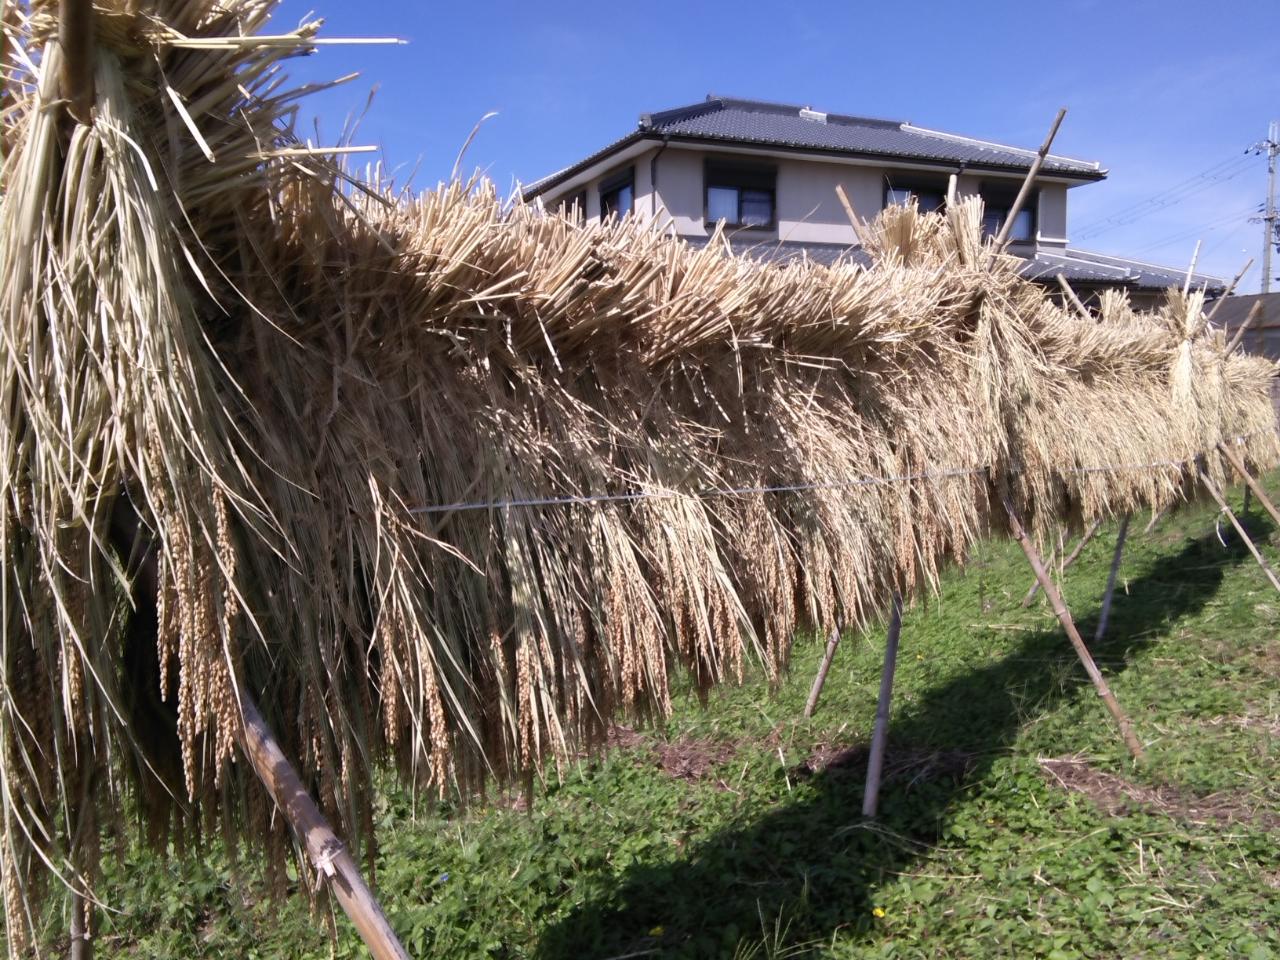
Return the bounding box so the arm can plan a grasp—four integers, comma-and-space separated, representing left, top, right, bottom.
1075, 153, 1256, 241
1125, 203, 1261, 257
1073, 152, 1253, 236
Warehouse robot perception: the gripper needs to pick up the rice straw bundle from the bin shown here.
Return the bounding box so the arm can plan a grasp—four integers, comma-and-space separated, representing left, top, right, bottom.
1, 0, 1276, 949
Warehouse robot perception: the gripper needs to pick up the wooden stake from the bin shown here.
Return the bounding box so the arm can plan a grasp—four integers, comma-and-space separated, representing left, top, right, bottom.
58, 0, 94, 124
1143, 505, 1170, 535
994, 108, 1066, 250
1198, 471, 1280, 595
803, 627, 842, 718
1218, 441, 1280, 529
1022, 520, 1101, 607
238, 695, 411, 960
69, 890, 89, 960
862, 594, 903, 818
1002, 495, 1146, 761
1094, 516, 1130, 644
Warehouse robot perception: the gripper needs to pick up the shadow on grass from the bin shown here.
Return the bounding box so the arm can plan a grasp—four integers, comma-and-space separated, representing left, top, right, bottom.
535, 512, 1273, 959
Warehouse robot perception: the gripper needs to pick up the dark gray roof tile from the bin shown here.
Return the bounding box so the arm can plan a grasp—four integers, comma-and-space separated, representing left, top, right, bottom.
524, 95, 1105, 199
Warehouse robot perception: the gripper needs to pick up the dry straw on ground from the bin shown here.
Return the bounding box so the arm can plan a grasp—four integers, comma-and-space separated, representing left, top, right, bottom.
1, 0, 1276, 947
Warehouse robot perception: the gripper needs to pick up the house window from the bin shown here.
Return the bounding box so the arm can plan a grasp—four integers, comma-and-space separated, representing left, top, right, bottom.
981, 188, 1036, 242
600, 169, 634, 220
704, 161, 776, 229
883, 179, 947, 214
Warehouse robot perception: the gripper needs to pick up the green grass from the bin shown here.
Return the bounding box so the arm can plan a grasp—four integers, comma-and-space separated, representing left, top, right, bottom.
77, 484, 1280, 956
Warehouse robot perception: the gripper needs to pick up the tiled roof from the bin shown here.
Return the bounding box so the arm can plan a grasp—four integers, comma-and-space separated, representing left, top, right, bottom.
1020, 248, 1227, 292
1208, 293, 1280, 332
523, 95, 1105, 199
677, 236, 1224, 293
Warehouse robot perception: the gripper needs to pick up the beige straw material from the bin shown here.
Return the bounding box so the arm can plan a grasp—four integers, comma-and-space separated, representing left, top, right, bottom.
1, 1, 1276, 943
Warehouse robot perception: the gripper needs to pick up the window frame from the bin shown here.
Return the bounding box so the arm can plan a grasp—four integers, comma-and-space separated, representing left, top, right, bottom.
599, 167, 635, 221
882, 175, 948, 215
980, 184, 1038, 243
703, 159, 777, 231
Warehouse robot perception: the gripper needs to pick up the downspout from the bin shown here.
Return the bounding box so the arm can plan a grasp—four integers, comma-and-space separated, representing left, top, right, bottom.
650, 134, 671, 221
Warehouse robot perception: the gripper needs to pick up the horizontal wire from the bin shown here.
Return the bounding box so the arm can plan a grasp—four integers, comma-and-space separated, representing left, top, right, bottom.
404, 438, 1262, 517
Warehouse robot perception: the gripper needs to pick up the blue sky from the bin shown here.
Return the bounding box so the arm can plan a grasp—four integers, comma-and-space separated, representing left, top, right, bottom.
269, 0, 1279, 290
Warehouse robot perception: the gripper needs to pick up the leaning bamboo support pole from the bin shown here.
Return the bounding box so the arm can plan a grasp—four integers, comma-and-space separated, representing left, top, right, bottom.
1226, 301, 1265, 354
1198, 472, 1280, 595
1218, 442, 1280, 530
834, 183, 867, 248
862, 594, 903, 818
803, 627, 842, 718
238, 696, 411, 960
1001, 495, 1146, 762
1022, 520, 1101, 607
58, 0, 94, 124
1203, 258, 1254, 327
994, 108, 1066, 250
1094, 516, 1130, 644
1056, 272, 1093, 322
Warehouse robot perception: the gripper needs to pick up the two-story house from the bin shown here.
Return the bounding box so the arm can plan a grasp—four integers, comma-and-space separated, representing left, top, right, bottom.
522, 95, 1224, 304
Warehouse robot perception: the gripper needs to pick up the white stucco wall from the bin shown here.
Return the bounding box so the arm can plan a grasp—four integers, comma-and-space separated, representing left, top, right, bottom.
775, 158, 879, 244
543, 144, 1082, 252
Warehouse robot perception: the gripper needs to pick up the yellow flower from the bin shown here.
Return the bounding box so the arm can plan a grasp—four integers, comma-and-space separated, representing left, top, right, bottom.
872, 907, 886, 919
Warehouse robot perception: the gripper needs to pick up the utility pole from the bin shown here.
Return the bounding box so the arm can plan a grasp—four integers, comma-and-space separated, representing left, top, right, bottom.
1263, 121, 1278, 294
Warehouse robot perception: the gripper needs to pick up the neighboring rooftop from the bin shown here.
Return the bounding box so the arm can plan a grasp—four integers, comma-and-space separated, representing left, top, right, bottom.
1209, 292, 1280, 333
678, 235, 1225, 293
1020, 248, 1227, 292
524, 95, 1107, 199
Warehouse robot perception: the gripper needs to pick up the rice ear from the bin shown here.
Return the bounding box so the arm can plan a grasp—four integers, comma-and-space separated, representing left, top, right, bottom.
1, 0, 1276, 946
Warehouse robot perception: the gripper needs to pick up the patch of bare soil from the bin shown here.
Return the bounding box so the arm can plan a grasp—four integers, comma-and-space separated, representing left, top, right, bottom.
607, 726, 739, 784
795, 741, 976, 786
1039, 756, 1279, 831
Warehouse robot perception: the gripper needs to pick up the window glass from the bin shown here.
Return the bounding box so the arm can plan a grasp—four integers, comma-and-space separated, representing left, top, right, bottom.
705, 162, 775, 227
601, 182, 633, 219
1010, 208, 1034, 241
740, 189, 773, 226
887, 186, 945, 213
707, 186, 739, 223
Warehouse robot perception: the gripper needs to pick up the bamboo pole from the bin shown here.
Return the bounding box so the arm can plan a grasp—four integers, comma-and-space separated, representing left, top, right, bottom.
862, 594, 903, 818
1094, 516, 1130, 644
1022, 520, 1101, 607
994, 108, 1066, 250
1056, 272, 1093, 322
1001, 495, 1146, 761
1198, 471, 1280, 595
238, 695, 411, 960
1226, 301, 1265, 354
1202, 258, 1254, 327
803, 627, 842, 718
834, 183, 867, 247
1215, 442, 1276, 525
58, 0, 94, 124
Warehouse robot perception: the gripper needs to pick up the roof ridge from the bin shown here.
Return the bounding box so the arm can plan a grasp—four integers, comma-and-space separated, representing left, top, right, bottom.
703, 93, 903, 128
